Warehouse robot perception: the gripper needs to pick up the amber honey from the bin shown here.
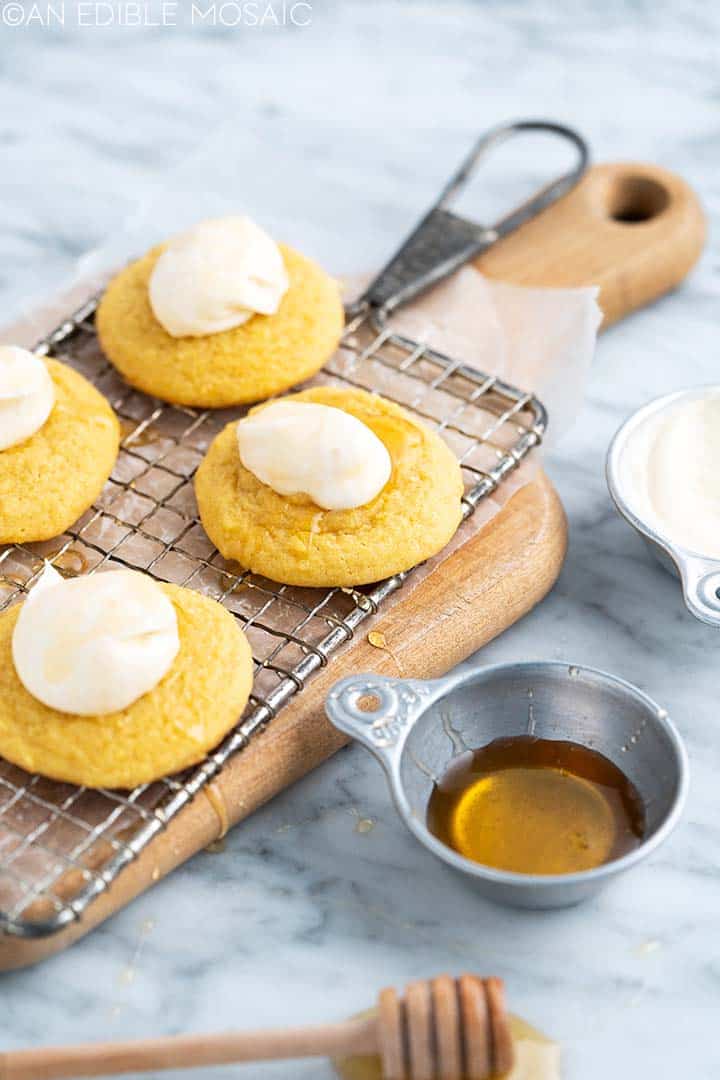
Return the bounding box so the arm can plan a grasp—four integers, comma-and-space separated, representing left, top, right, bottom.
427, 735, 645, 876
334, 1012, 558, 1080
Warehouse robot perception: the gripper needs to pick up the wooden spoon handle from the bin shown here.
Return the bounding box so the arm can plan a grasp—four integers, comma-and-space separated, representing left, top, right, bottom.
0, 1015, 378, 1080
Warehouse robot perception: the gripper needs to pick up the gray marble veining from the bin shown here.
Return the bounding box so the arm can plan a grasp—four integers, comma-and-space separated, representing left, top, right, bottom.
1, 2, 719, 1078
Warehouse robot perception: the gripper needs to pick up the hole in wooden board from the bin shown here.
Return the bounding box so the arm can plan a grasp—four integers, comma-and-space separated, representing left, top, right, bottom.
607, 175, 670, 223
357, 693, 382, 713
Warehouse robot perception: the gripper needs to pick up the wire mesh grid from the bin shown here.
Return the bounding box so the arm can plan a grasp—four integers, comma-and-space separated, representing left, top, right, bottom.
0, 296, 545, 938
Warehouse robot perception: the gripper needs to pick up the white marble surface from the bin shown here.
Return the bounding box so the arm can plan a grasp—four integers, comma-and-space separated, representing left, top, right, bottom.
1, 3, 720, 1078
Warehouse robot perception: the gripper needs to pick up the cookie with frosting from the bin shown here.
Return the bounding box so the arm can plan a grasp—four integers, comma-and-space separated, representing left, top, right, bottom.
96, 217, 344, 408
195, 385, 464, 587
0, 347, 119, 544
0, 566, 253, 788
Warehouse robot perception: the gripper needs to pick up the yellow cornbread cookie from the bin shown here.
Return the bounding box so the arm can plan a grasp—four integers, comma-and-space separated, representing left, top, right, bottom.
195, 386, 464, 587
96, 243, 344, 408
0, 583, 253, 789
0, 359, 119, 545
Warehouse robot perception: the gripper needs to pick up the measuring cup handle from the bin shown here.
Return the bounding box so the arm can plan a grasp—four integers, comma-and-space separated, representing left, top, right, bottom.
679, 558, 720, 626
348, 119, 589, 321
325, 674, 436, 769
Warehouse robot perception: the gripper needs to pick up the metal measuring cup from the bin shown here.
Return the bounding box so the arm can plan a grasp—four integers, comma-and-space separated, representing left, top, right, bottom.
326, 661, 688, 909
607, 385, 720, 626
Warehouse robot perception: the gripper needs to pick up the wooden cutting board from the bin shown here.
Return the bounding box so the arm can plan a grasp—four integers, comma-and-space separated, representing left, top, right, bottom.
0, 161, 704, 969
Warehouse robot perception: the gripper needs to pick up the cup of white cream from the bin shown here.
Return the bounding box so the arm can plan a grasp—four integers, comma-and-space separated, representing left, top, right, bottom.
607, 386, 720, 626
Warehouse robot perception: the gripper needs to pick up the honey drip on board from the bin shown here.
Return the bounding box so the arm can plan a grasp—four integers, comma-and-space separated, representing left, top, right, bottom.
119, 418, 162, 447
203, 781, 230, 853
54, 549, 89, 577
334, 1012, 560, 1080
427, 736, 644, 876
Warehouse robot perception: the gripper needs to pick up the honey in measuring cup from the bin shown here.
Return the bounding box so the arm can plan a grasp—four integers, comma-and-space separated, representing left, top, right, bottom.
427, 735, 645, 875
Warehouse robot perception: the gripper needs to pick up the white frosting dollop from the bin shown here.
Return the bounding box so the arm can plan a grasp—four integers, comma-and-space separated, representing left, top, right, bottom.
236, 400, 392, 511
148, 216, 289, 337
625, 393, 720, 558
0, 346, 55, 451
12, 565, 180, 716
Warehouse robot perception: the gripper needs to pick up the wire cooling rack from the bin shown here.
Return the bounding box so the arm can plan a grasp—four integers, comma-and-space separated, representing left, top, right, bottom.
0, 297, 545, 938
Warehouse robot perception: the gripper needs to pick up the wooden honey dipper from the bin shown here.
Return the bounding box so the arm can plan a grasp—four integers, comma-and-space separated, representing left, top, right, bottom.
0, 974, 514, 1080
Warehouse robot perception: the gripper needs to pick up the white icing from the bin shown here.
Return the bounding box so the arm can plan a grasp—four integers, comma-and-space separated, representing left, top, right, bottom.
12, 565, 180, 716
624, 392, 720, 558
0, 346, 55, 451
148, 216, 289, 337
236, 400, 392, 511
